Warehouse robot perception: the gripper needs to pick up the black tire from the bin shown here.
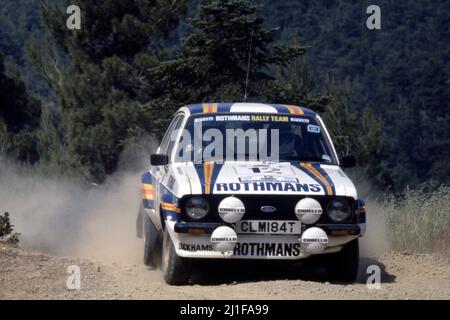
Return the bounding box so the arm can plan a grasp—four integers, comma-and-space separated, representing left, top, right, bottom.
136, 204, 144, 239
325, 239, 359, 283
161, 230, 192, 285
143, 214, 162, 268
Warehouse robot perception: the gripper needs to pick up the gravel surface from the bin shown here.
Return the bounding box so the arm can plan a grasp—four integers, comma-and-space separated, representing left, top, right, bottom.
1, 244, 448, 300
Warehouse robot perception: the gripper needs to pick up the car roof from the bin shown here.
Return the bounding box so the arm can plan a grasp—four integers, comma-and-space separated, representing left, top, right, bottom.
178, 103, 317, 117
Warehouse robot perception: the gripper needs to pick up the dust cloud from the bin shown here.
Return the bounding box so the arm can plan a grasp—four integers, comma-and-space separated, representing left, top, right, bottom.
0, 138, 157, 264
351, 171, 392, 257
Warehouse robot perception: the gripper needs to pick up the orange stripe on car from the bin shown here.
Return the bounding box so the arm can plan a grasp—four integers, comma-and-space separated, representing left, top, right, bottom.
284, 105, 304, 115
204, 161, 215, 194
161, 201, 181, 213
203, 103, 211, 113
141, 184, 154, 200
300, 163, 333, 195
202, 103, 218, 113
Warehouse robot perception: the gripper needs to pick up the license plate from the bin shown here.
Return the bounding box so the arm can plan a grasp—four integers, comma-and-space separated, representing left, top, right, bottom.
235, 220, 301, 235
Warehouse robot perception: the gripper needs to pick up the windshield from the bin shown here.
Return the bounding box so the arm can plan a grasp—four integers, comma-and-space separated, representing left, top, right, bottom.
174, 113, 336, 164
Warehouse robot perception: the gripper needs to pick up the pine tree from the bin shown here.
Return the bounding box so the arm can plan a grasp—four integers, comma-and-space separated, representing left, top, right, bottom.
154, 0, 305, 103
322, 77, 386, 188
0, 53, 41, 163
34, 0, 187, 182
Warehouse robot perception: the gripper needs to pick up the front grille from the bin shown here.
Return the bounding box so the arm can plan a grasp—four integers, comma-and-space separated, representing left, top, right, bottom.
180, 195, 355, 224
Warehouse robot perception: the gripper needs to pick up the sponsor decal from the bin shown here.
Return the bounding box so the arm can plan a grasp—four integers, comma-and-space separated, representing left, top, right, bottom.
215, 182, 322, 193
194, 117, 214, 123
322, 154, 332, 162
215, 115, 251, 121
218, 207, 245, 214
301, 237, 328, 244
307, 124, 321, 133
179, 243, 214, 252
235, 165, 287, 175
233, 242, 301, 257
290, 117, 310, 123
296, 208, 322, 214
211, 236, 238, 242
239, 176, 299, 183
250, 115, 270, 122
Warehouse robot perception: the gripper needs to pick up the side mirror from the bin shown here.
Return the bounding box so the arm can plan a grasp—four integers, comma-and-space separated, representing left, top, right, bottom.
341, 155, 356, 168
150, 154, 169, 166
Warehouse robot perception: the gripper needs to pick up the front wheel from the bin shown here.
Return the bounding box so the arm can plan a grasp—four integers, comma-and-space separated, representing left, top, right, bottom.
325, 239, 359, 282
161, 229, 192, 285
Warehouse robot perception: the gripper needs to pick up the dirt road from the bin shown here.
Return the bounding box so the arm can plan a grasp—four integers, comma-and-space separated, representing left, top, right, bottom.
0, 244, 448, 300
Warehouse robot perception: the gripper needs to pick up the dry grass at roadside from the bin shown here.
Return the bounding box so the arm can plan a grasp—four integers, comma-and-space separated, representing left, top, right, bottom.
382, 186, 450, 253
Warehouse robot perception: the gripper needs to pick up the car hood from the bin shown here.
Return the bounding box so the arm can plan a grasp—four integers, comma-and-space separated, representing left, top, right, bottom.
177, 161, 357, 199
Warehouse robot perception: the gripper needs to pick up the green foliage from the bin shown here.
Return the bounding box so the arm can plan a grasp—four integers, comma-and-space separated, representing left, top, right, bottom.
322, 78, 386, 187
266, 45, 330, 112
0, 53, 41, 163
0, 0, 50, 97
155, 0, 307, 103
0, 212, 20, 245
1, 0, 447, 191
261, 0, 450, 190
33, 0, 188, 182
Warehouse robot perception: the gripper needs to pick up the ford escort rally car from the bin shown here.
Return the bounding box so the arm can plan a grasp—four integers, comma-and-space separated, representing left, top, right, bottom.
136, 103, 366, 285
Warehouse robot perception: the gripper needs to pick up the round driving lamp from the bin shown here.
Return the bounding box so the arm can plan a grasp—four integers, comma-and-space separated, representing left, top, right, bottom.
327, 199, 352, 222
185, 196, 209, 220
218, 196, 245, 223
295, 198, 323, 224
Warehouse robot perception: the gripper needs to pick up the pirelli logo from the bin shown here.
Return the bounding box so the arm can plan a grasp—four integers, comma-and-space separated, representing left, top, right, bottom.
211, 236, 237, 242
218, 208, 245, 213
296, 208, 322, 214
301, 238, 328, 244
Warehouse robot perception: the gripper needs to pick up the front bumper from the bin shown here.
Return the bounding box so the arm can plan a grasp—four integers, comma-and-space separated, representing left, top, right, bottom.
169, 221, 363, 260
174, 221, 361, 236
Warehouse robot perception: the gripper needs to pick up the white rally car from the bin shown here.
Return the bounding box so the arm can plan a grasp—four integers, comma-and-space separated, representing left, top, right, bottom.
136, 103, 366, 285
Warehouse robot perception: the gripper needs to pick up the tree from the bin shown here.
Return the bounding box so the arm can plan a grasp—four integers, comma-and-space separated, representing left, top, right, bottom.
0, 212, 20, 245
261, 0, 450, 190
0, 53, 41, 163
322, 77, 387, 188
0, 0, 50, 97
34, 0, 188, 182
154, 0, 306, 103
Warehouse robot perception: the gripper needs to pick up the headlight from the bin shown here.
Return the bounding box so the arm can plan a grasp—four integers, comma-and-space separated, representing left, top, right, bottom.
327, 199, 352, 222
185, 196, 209, 220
